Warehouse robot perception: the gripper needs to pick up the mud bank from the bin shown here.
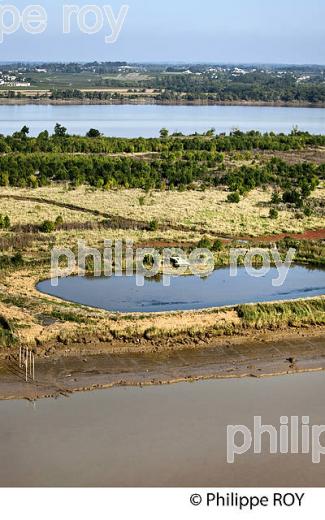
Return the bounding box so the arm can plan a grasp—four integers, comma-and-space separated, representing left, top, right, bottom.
1, 329, 324, 400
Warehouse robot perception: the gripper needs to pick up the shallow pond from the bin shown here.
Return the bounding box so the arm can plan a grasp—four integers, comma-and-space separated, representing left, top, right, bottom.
37, 265, 325, 313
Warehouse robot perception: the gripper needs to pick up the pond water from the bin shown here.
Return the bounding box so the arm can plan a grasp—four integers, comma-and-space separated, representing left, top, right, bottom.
37, 265, 325, 313
1, 371, 325, 486
0, 104, 325, 136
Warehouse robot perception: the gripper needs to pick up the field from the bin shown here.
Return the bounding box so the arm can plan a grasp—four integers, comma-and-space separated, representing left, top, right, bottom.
1, 185, 325, 245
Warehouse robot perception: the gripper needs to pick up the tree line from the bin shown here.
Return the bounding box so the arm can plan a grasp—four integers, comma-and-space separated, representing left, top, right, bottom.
0, 151, 323, 200
1, 127, 325, 154
46, 71, 325, 104
146, 72, 325, 103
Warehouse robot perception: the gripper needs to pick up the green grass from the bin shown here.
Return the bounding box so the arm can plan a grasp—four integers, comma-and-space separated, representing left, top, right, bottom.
49, 310, 88, 324
0, 315, 15, 347
237, 299, 325, 329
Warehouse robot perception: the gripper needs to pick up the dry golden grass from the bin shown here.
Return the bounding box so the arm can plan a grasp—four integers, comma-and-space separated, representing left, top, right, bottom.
1, 185, 325, 238
0, 196, 100, 226
53, 228, 197, 250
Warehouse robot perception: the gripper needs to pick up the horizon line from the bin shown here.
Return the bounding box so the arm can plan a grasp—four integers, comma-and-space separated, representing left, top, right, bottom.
0, 60, 325, 67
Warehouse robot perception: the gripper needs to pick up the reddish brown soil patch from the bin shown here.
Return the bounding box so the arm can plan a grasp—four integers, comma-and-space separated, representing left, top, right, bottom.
137, 229, 325, 249
248, 228, 325, 243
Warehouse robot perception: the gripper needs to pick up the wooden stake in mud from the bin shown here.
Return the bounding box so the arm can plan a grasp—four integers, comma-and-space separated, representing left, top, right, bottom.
18, 346, 36, 383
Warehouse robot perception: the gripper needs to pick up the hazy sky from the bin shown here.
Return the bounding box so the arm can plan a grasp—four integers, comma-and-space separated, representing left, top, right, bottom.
1, 0, 324, 63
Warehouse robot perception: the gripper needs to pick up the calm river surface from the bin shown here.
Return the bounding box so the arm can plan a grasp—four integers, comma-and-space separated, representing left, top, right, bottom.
0, 104, 325, 136
37, 266, 325, 313
1, 372, 325, 487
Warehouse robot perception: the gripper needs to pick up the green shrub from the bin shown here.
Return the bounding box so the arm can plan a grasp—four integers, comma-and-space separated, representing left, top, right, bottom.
0, 252, 23, 269
55, 215, 64, 228
197, 237, 213, 249
271, 191, 281, 204
269, 208, 279, 219
11, 252, 23, 266
148, 219, 158, 231
227, 192, 240, 203
283, 190, 302, 206
212, 239, 223, 251
0, 214, 11, 230
39, 220, 56, 233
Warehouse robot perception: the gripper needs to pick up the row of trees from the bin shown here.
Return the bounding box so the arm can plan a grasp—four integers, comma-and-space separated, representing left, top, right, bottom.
0, 153, 208, 190
1, 127, 325, 154
219, 159, 321, 206
146, 72, 325, 103
0, 153, 322, 197
42, 71, 325, 104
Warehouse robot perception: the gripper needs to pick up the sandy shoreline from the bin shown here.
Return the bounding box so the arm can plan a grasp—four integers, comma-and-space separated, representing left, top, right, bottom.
1, 328, 325, 401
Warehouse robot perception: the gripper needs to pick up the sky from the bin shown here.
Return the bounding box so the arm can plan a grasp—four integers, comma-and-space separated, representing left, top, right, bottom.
0, 0, 324, 64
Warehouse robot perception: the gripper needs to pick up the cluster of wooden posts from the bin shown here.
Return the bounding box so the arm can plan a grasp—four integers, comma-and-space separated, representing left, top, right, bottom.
19, 346, 35, 382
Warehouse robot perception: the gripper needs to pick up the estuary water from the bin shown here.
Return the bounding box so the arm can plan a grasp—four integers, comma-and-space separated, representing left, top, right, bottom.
1, 372, 325, 486
0, 104, 325, 136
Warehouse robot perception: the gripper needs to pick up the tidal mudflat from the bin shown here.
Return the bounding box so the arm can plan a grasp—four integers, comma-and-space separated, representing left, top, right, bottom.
0, 332, 324, 400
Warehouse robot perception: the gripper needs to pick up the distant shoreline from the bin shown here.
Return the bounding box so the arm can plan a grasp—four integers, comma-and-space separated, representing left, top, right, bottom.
0, 98, 325, 108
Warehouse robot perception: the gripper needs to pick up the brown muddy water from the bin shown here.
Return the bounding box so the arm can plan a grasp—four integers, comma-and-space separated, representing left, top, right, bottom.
1, 371, 325, 487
